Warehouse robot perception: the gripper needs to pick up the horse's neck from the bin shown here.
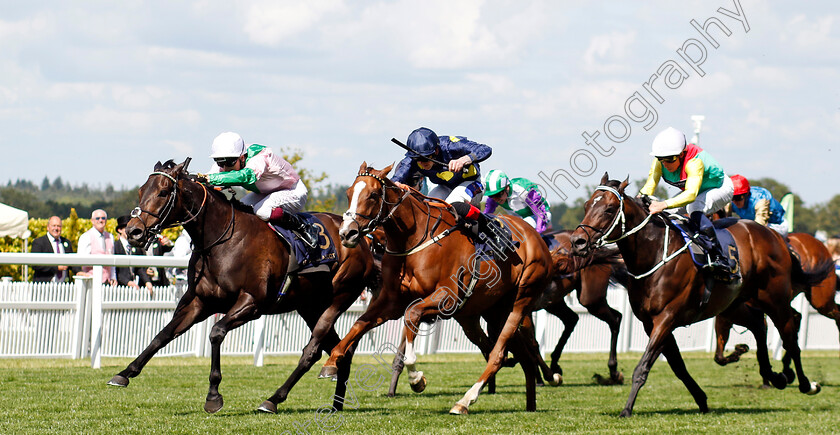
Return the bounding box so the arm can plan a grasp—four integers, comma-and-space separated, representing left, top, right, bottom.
182, 189, 241, 251
383, 193, 447, 251
615, 203, 670, 274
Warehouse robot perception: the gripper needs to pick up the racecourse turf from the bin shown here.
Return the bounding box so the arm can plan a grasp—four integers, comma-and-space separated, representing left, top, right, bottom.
1, 351, 839, 434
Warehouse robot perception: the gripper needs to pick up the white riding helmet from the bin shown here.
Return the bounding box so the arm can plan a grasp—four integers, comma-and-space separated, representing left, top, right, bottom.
210, 132, 245, 158
649, 127, 687, 157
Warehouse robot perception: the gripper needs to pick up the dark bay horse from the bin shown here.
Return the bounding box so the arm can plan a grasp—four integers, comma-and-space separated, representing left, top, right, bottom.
106, 159, 378, 414
320, 163, 554, 414
715, 232, 838, 374
570, 174, 822, 417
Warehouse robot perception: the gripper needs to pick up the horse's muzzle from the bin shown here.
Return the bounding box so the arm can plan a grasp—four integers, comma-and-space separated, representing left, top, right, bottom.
126, 225, 147, 248
570, 234, 590, 257
338, 222, 360, 248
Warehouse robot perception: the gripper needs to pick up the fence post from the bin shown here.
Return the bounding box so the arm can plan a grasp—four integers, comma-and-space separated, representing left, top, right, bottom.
253, 316, 266, 367
798, 293, 810, 350
534, 309, 547, 354
619, 287, 633, 353
71, 277, 89, 359
90, 266, 103, 369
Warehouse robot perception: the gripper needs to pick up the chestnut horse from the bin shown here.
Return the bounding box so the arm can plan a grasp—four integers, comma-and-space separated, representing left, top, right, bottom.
715, 232, 838, 376
571, 175, 822, 417
106, 159, 378, 414
320, 163, 554, 414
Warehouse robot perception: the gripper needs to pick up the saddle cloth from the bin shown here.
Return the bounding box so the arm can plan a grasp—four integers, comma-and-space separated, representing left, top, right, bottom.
268, 213, 338, 273
667, 216, 740, 276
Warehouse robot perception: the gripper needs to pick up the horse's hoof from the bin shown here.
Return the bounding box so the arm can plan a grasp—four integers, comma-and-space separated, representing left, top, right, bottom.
806, 382, 821, 395
410, 375, 427, 393
770, 373, 788, 390
319, 365, 338, 381
612, 372, 624, 385
107, 375, 129, 387
619, 409, 632, 418
548, 373, 562, 386
449, 403, 469, 415
734, 343, 749, 354
783, 368, 796, 384
257, 400, 277, 414
204, 395, 224, 414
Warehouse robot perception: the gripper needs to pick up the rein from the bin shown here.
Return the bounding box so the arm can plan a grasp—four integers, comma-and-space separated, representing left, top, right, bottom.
577, 185, 689, 279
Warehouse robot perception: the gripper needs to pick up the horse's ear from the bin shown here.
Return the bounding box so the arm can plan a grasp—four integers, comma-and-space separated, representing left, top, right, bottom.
600, 172, 610, 185
182, 157, 192, 172
382, 162, 394, 177
154, 161, 163, 171
619, 176, 629, 193
358, 161, 368, 174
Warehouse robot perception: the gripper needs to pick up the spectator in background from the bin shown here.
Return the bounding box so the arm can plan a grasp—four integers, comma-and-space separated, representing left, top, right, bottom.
114, 215, 153, 295
31, 216, 75, 282
169, 230, 192, 283
145, 234, 173, 287
826, 237, 840, 280
76, 209, 117, 285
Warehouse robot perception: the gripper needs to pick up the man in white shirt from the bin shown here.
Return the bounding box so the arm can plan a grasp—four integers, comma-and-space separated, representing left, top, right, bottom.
76, 209, 117, 285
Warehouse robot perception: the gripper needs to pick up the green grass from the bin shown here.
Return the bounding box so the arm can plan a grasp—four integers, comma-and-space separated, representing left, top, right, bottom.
1, 351, 839, 434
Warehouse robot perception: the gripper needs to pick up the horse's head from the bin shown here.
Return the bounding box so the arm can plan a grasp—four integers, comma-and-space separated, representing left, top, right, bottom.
127, 158, 195, 248
339, 161, 398, 248
570, 172, 631, 257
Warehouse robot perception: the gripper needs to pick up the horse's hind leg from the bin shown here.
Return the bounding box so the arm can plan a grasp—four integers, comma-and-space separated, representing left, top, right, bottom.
722, 304, 787, 388
205, 293, 261, 414
458, 316, 497, 394
387, 333, 406, 397
108, 293, 210, 387
768, 308, 821, 395
660, 334, 708, 413
260, 301, 348, 412
450, 296, 535, 415
545, 297, 577, 377
517, 316, 560, 386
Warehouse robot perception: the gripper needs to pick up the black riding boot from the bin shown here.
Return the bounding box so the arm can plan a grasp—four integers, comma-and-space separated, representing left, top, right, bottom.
279, 212, 320, 249
451, 202, 514, 254
691, 212, 730, 275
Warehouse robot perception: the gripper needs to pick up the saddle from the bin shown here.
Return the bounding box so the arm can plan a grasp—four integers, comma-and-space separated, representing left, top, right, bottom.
463, 213, 521, 263
668, 214, 741, 280
268, 213, 337, 274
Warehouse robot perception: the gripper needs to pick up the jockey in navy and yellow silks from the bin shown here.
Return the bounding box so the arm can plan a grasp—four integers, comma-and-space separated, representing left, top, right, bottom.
392, 127, 492, 207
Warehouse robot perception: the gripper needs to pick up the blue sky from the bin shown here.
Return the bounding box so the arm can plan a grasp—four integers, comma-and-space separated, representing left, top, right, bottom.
2, 1, 838, 206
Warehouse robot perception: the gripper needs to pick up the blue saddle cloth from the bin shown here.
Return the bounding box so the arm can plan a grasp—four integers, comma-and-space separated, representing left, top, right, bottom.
668, 216, 739, 272
474, 214, 520, 262
269, 213, 337, 271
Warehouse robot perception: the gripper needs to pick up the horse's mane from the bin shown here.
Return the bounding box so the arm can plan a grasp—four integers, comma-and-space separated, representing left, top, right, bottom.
159, 159, 256, 216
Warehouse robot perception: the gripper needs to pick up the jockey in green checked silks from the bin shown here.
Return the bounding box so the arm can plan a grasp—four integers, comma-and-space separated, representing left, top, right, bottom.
639, 127, 736, 281
482, 169, 552, 234
391, 127, 510, 250
198, 132, 320, 248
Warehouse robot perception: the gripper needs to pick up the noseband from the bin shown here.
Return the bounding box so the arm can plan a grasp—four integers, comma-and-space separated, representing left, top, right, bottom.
131, 171, 207, 250
576, 186, 654, 250
342, 172, 412, 237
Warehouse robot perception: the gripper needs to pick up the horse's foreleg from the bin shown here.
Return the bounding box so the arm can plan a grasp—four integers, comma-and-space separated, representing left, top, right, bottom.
620, 319, 673, 418
456, 316, 497, 393
804, 276, 840, 358
108, 294, 209, 387
205, 294, 260, 414
660, 333, 708, 413
518, 316, 559, 386
713, 315, 735, 366
545, 298, 577, 377
582, 299, 623, 384
402, 305, 428, 394
320, 295, 403, 379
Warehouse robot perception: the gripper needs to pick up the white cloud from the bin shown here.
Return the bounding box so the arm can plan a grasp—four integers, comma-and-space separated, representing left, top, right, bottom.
243, 0, 345, 46
583, 31, 637, 73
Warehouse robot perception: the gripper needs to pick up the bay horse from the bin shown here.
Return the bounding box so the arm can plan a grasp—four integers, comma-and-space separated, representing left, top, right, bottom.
320, 162, 554, 414
714, 232, 838, 375
570, 174, 822, 417
106, 159, 378, 414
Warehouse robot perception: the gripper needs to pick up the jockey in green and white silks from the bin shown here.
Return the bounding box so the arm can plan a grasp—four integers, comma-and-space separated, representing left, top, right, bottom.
483, 170, 552, 233
203, 131, 319, 247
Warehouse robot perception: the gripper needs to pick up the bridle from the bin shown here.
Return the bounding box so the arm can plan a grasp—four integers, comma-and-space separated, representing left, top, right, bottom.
343, 172, 457, 256
576, 185, 654, 250
343, 172, 412, 238
130, 171, 208, 250
576, 185, 693, 279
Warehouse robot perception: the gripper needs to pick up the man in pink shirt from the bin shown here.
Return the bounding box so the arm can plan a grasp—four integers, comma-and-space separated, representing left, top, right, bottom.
76, 209, 117, 285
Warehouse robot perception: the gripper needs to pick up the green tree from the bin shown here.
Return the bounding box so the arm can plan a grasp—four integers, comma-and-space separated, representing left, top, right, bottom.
813, 194, 840, 236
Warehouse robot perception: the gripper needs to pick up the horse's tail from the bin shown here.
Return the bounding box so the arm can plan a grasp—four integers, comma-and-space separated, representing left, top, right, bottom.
790, 255, 835, 287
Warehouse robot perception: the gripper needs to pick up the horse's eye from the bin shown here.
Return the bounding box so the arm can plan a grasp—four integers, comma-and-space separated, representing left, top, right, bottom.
158, 190, 170, 197
605, 205, 617, 214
